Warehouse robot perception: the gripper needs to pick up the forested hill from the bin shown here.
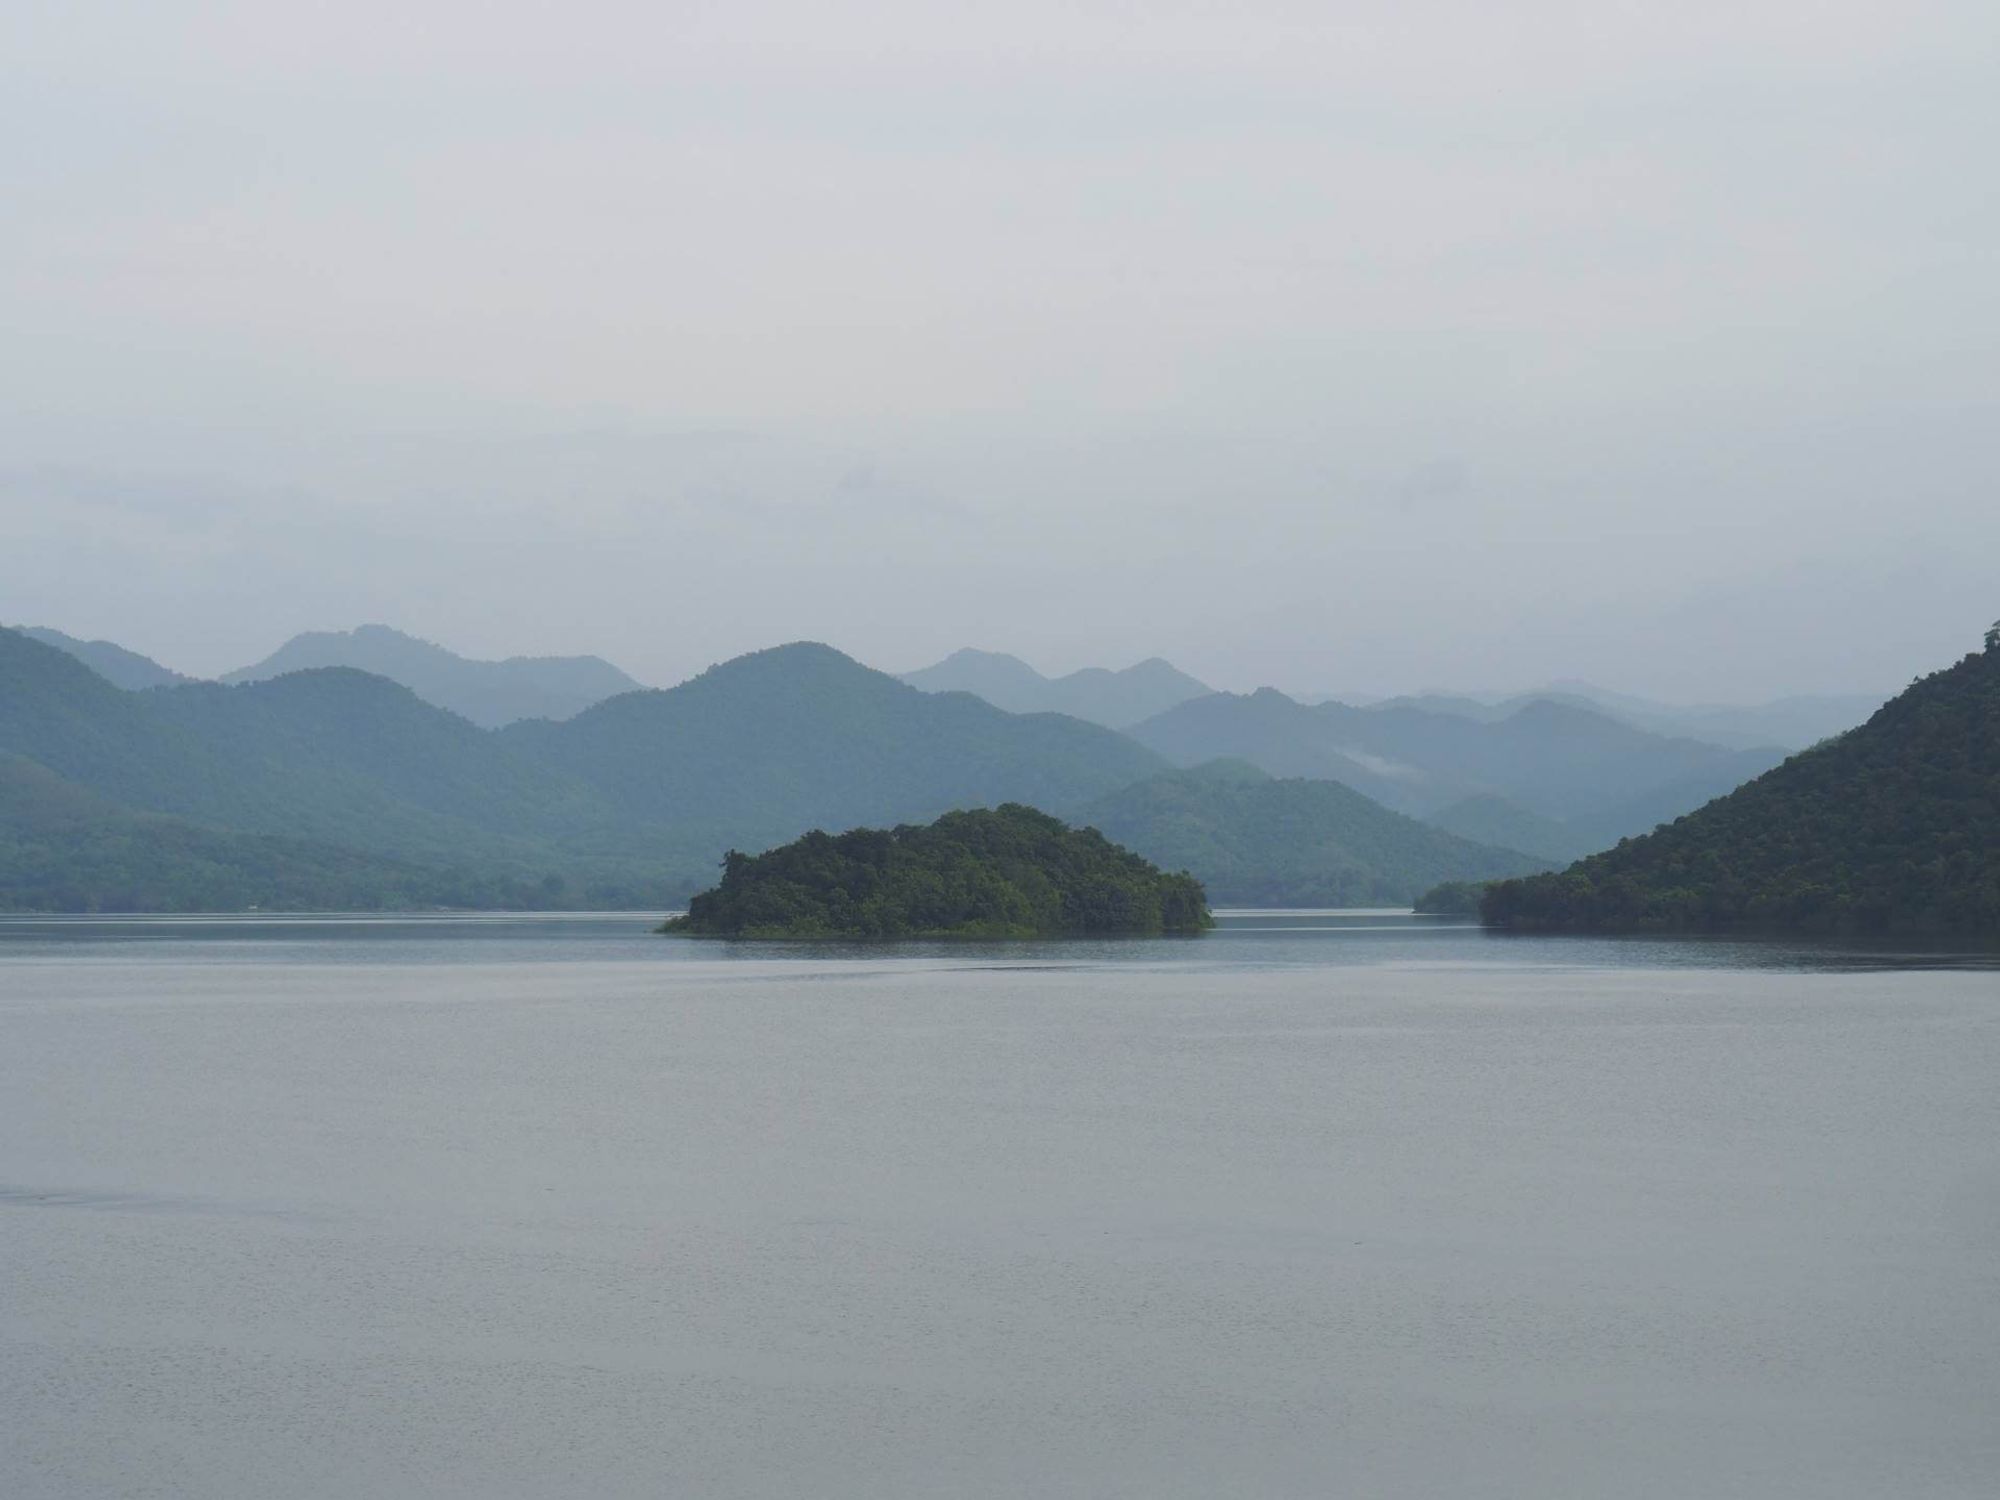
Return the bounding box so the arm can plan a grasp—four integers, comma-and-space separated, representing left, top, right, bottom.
665, 804, 1211, 939
1080, 760, 1548, 907
1481, 641, 2000, 933
0, 629, 1167, 908
505, 642, 1169, 856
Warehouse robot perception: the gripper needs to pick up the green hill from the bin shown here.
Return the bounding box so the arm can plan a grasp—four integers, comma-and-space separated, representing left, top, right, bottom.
1079, 760, 1550, 907
513, 642, 1168, 858
665, 804, 1211, 939
0, 630, 599, 870
0, 756, 559, 912
1481, 639, 2000, 933
0, 629, 1171, 910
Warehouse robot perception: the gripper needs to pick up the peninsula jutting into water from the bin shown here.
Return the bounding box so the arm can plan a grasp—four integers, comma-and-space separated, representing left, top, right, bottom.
1481, 628, 2000, 934
663, 804, 1213, 939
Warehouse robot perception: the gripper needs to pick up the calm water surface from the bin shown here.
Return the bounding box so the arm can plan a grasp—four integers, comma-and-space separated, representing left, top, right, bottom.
3, 912, 1996, 1498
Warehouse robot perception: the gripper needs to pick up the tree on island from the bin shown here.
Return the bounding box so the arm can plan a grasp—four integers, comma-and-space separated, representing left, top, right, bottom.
663, 804, 1212, 939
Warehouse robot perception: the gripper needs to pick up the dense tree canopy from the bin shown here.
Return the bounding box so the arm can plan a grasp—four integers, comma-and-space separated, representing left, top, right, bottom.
1481, 648, 2000, 934
665, 804, 1212, 939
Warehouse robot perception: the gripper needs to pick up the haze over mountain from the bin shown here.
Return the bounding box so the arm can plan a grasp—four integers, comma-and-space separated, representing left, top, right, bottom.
222, 625, 647, 727
14, 626, 191, 692
1080, 760, 1548, 907
1367, 683, 1884, 753
0, 628, 1167, 907
0, 624, 1577, 913
1484, 633, 2000, 933
1128, 687, 1788, 850
901, 649, 1211, 729
506, 642, 1169, 864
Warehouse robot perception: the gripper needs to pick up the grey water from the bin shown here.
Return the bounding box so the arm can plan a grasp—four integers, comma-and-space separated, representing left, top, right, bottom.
3, 912, 1996, 1498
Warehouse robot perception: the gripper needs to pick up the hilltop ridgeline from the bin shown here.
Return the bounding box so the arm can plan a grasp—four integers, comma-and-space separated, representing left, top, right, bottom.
901, 648, 1212, 729
664, 804, 1212, 939
1080, 760, 1548, 907
1126, 685, 1790, 850
15, 626, 191, 691
1481, 637, 2000, 934
0, 630, 1165, 909
0, 624, 1800, 916
223, 624, 645, 727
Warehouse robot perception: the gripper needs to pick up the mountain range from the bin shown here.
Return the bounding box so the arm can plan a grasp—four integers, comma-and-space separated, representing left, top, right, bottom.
221, 625, 646, 727
1367, 682, 1882, 753
901, 648, 1212, 728
0, 629, 1206, 908
1080, 761, 1549, 907
3, 622, 1846, 914
1123, 687, 1789, 853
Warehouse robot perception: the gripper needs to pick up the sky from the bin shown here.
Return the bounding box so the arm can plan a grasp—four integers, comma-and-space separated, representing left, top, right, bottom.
4, 0, 1996, 702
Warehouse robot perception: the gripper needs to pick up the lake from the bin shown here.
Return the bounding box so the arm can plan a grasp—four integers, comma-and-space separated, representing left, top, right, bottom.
3, 911, 1996, 1498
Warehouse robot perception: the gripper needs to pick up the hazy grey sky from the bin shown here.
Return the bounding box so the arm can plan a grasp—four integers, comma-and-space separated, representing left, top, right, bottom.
5, 1, 1996, 700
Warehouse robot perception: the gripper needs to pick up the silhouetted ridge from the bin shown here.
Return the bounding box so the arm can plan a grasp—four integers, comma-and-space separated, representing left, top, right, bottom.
901, 648, 1211, 727
14, 626, 192, 690
223, 624, 644, 727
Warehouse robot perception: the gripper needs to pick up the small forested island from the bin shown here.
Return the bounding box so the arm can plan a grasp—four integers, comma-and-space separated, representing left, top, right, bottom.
1480, 628, 2000, 934
662, 804, 1213, 939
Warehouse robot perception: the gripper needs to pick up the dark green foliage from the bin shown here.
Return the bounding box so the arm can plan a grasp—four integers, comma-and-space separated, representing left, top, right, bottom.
1411, 880, 1490, 916
665, 804, 1212, 939
1080, 760, 1548, 907
1482, 649, 2000, 934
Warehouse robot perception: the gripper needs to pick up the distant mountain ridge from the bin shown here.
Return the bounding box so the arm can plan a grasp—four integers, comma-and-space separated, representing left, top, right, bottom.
1080, 760, 1549, 907
0, 622, 1831, 914
1127, 686, 1788, 852
222, 624, 646, 727
901, 648, 1211, 728
1366, 681, 1883, 752
14, 626, 191, 691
